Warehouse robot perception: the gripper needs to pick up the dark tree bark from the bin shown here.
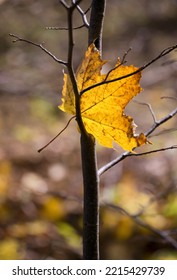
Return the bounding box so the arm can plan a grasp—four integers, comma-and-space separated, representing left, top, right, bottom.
81, 134, 99, 260
81, 0, 106, 260
89, 0, 106, 53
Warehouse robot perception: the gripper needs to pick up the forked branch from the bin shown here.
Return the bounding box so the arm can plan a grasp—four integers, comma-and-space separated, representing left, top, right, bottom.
98, 106, 177, 176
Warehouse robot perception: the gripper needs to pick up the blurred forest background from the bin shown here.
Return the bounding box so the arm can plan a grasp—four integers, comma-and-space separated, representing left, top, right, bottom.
0, 0, 177, 260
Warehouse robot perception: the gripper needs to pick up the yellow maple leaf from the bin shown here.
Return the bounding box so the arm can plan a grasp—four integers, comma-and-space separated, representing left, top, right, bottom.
59, 44, 147, 151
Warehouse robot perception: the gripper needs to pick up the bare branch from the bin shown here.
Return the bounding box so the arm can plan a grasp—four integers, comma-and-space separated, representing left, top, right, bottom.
98, 145, 177, 176
161, 96, 177, 101
9, 33, 67, 65
146, 107, 177, 137
152, 127, 177, 137
104, 202, 177, 250
60, 0, 69, 9
98, 106, 177, 176
81, 43, 177, 96
121, 47, 132, 64
73, 0, 89, 28
103, 47, 134, 81
62, 1, 87, 136
125, 145, 177, 157
133, 100, 157, 123
84, 3, 92, 15
46, 24, 86, 30
60, 0, 84, 10
38, 116, 75, 153
70, 0, 84, 10
52, 1, 89, 31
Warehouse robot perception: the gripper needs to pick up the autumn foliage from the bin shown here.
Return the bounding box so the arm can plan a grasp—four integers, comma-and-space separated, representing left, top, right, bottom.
60, 44, 147, 151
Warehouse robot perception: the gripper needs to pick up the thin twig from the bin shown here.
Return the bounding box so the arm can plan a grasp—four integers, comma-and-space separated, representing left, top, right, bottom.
46, 24, 86, 30
125, 145, 177, 157
65, 0, 85, 133
103, 49, 131, 82
121, 47, 132, 64
98, 106, 177, 176
133, 100, 157, 123
152, 127, 177, 137
73, 0, 89, 28
70, 0, 84, 10
161, 96, 177, 101
81, 44, 177, 96
60, 0, 69, 9
9, 33, 67, 65
104, 202, 177, 250
98, 145, 177, 176
145, 107, 177, 137
84, 3, 92, 15
38, 0, 87, 153
38, 116, 75, 153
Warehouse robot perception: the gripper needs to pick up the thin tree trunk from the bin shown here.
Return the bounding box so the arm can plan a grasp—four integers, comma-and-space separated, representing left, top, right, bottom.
81, 0, 106, 260
81, 134, 99, 260
89, 0, 106, 53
